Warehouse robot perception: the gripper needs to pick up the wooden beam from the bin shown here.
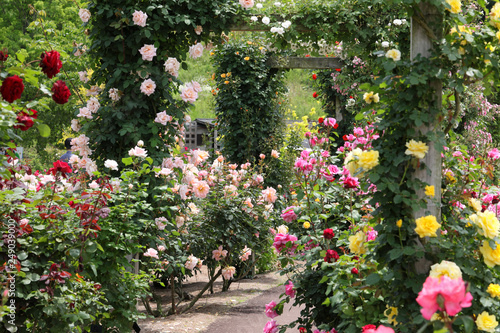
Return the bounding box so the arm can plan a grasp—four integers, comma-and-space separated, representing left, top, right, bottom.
266, 56, 342, 69
229, 22, 311, 32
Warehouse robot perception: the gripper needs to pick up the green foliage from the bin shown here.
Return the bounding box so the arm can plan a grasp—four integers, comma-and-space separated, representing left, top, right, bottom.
212, 39, 287, 167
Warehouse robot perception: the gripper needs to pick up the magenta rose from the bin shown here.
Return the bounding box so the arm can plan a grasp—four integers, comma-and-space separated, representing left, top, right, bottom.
40, 50, 62, 78
280, 206, 298, 222
1, 75, 24, 103
51, 80, 71, 104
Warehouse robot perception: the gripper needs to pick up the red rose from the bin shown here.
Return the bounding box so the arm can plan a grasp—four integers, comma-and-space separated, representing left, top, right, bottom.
318, 117, 324, 124
313, 92, 318, 98
40, 50, 62, 78
1, 75, 24, 103
299, 328, 306, 333
333, 123, 339, 129
324, 249, 339, 263
351, 267, 359, 274
51, 80, 71, 104
13, 109, 37, 131
362, 324, 377, 332
312, 73, 317, 80
0, 50, 8, 62
323, 228, 335, 239
335, 68, 341, 72
48, 160, 72, 177
342, 135, 348, 141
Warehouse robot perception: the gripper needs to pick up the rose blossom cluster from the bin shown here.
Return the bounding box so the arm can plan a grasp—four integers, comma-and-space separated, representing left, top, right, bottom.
180, 81, 202, 103
273, 233, 298, 254
339, 124, 380, 153
68, 134, 97, 176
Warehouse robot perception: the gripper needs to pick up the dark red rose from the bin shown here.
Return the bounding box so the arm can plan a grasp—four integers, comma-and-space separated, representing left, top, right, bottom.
299, 328, 306, 333
1, 75, 24, 103
324, 249, 339, 263
13, 109, 38, 131
353, 255, 359, 261
323, 228, 335, 239
48, 160, 72, 177
313, 92, 318, 98
333, 123, 339, 129
312, 73, 317, 80
362, 324, 377, 332
493, 195, 500, 204
51, 80, 71, 104
343, 176, 359, 189
351, 267, 359, 274
0, 50, 8, 62
40, 50, 62, 78
318, 117, 324, 124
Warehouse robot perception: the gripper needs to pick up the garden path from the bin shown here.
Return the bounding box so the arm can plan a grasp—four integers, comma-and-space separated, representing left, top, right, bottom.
137, 269, 302, 333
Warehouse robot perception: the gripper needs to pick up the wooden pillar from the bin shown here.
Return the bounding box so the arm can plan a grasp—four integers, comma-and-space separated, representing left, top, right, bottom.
411, 3, 443, 274
411, 4, 442, 220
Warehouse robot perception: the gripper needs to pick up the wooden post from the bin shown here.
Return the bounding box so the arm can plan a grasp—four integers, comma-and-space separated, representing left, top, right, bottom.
411, 3, 443, 274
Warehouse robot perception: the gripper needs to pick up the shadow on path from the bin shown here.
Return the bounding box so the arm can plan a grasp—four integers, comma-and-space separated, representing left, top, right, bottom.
202, 285, 303, 333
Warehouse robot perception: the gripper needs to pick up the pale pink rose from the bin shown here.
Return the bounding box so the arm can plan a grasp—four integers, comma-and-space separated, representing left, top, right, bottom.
194, 25, 203, 35
144, 248, 159, 259
79, 8, 91, 23
179, 184, 189, 200
239, 246, 252, 261
189, 81, 202, 93
212, 245, 228, 261
192, 180, 210, 198
132, 10, 148, 27
265, 301, 278, 318
155, 111, 173, 125
140, 79, 156, 96
77, 107, 93, 119
157, 168, 173, 177
85, 160, 98, 176
71, 119, 81, 132
86, 85, 100, 96
89, 181, 99, 189
271, 150, 280, 158
109, 88, 121, 101
196, 259, 204, 269
189, 43, 204, 59
175, 216, 185, 228
185, 255, 199, 270
164, 57, 180, 77
180, 86, 198, 103
78, 71, 89, 83
261, 187, 277, 203
263, 320, 279, 333
243, 197, 254, 208
239, 0, 255, 9
260, 154, 266, 159
221, 266, 236, 280
87, 97, 100, 113
155, 217, 168, 230
157, 245, 166, 252
69, 155, 80, 165
104, 159, 118, 170
139, 44, 157, 61
128, 146, 148, 158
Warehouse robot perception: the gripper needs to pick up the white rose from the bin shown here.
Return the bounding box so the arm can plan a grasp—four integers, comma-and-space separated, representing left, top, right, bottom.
189, 43, 204, 59
262, 16, 270, 25
79, 9, 91, 23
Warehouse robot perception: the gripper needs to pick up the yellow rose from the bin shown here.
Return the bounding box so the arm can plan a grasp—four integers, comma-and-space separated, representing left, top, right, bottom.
405, 140, 429, 159
431, 313, 444, 322
303, 222, 311, 229
470, 210, 500, 239
221, 73, 226, 78
358, 150, 379, 171
480, 241, 500, 267
244, 56, 250, 61
487, 283, 500, 298
344, 148, 363, 176
363, 91, 379, 104
385, 307, 398, 325
224, 80, 229, 84
469, 198, 482, 213
429, 260, 462, 279
385, 49, 401, 61
348, 231, 367, 255
425, 185, 435, 197
446, 0, 461, 14
396, 219, 403, 228
415, 215, 441, 238
445, 171, 457, 183
476, 311, 498, 332
491, 2, 500, 29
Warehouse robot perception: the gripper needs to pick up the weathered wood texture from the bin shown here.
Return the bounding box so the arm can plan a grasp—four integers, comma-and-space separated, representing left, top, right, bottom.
266, 56, 342, 69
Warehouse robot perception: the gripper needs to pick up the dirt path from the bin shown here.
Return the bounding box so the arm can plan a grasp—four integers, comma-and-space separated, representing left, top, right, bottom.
136, 269, 301, 333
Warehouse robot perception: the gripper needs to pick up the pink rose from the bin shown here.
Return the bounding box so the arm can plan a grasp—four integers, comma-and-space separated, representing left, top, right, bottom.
265, 301, 278, 318
239, 0, 255, 9
263, 320, 279, 333
132, 10, 148, 27
139, 44, 157, 61
189, 43, 204, 59
285, 280, 295, 298
180, 86, 198, 103
144, 248, 159, 259
140, 79, 156, 96
281, 206, 298, 222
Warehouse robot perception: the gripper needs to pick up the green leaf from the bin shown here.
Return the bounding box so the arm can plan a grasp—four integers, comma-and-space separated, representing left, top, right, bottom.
37, 123, 50, 137
365, 273, 381, 285
122, 157, 133, 166
388, 248, 403, 260
454, 315, 474, 333
69, 248, 80, 258
16, 49, 28, 63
